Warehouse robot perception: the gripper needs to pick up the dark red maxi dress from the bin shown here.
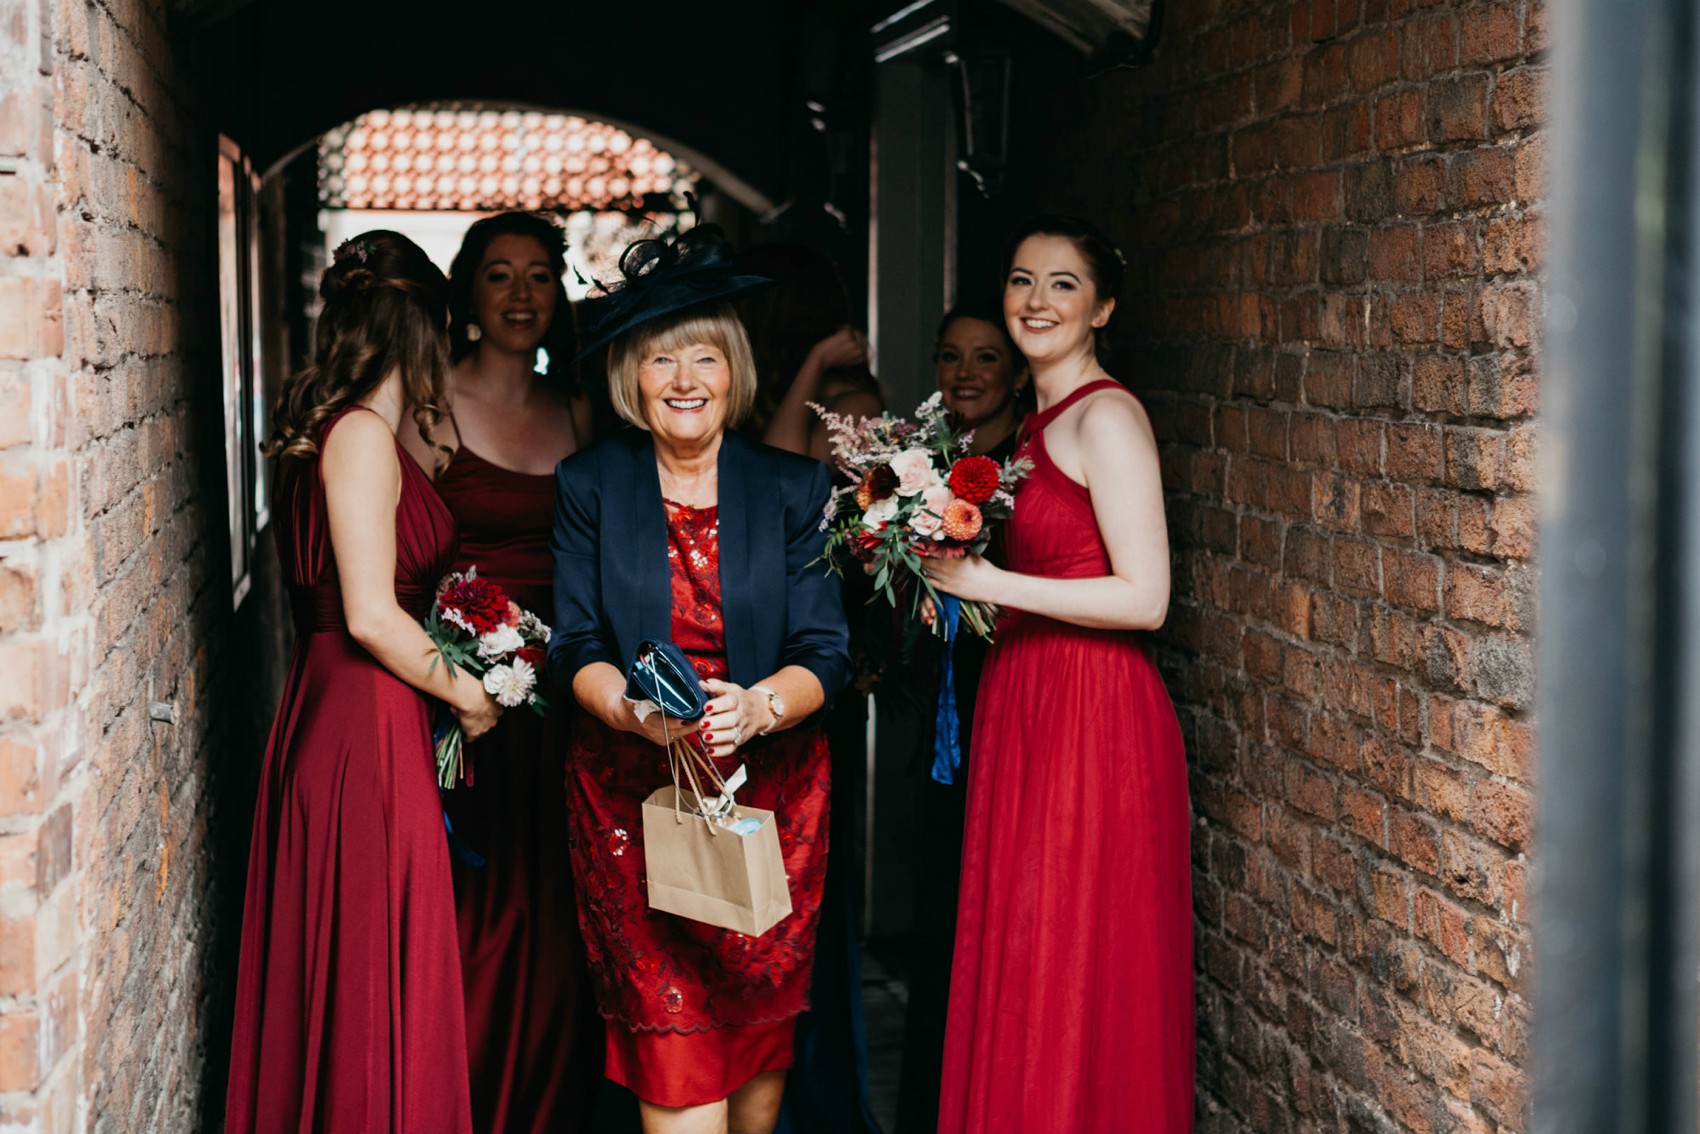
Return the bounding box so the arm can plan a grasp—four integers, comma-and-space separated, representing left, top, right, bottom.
567, 500, 832, 1108
939, 379, 1195, 1133
433, 443, 601, 1133
226, 404, 471, 1134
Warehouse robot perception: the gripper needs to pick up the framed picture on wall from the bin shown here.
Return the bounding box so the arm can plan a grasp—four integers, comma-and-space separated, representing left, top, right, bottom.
217, 136, 269, 608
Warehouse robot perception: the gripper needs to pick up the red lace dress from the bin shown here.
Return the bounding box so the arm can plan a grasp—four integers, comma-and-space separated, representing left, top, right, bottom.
566, 500, 832, 1108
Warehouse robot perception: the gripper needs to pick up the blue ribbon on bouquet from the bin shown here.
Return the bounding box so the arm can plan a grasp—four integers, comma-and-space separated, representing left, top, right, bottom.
432, 713, 487, 869
930, 594, 963, 786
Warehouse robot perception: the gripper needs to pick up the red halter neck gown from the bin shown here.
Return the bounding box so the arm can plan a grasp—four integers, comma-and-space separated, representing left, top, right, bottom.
938, 378, 1195, 1133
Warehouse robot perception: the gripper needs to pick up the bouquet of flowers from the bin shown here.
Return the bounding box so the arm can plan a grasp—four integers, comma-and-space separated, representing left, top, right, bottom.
423, 568, 551, 788
812, 392, 1032, 638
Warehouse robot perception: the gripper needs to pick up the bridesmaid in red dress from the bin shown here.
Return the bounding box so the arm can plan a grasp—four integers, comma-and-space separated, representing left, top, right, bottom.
925, 216, 1195, 1133
402, 212, 600, 1134
226, 231, 500, 1134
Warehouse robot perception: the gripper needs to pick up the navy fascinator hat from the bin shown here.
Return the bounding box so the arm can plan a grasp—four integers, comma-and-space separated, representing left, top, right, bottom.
576, 224, 774, 361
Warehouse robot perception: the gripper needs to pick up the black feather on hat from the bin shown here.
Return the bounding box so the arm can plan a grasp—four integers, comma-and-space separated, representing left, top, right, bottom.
576, 225, 773, 361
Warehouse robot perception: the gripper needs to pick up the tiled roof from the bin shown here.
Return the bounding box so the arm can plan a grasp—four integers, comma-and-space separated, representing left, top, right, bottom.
319, 105, 697, 212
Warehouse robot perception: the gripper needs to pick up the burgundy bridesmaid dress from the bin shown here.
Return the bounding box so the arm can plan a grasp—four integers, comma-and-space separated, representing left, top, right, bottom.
225, 404, 471, 1134
433, 441, 601, 1133
938, 379, 1195, 1133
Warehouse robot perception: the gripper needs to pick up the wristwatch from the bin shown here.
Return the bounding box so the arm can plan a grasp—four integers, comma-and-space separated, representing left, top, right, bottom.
752, 685, 786, 734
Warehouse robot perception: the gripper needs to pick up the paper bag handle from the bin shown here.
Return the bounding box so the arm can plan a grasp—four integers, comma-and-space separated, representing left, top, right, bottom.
661, 713, 734, 832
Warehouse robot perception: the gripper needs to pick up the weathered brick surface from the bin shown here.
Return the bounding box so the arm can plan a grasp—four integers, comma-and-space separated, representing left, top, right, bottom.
1012, 0, 1542, 1130
0, 1, 284, 1129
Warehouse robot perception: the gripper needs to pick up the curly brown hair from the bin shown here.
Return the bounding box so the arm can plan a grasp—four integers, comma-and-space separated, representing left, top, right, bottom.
263, 230, 453, 467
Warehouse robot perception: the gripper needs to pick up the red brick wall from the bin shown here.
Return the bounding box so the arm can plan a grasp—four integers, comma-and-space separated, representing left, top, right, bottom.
1009, 1, 1542, 1129
0, 1, 283, 1129
0, 2, 76, 1124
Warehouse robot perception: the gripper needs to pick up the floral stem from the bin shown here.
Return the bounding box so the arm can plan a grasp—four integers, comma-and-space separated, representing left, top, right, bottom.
435, 724, 464, 789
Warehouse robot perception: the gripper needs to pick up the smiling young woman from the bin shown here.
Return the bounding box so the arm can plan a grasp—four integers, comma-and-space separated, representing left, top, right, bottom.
933, 301, 1030, 456
399, 212, 603, 1134
893, 300, 1029, 1133
926, 216, 1195, 1134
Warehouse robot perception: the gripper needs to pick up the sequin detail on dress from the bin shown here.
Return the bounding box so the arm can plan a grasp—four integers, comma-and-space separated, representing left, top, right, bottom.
565, 500, 831, 1036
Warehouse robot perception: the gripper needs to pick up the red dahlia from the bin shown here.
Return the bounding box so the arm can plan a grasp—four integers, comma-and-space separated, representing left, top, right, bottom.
947, 455, 1000, 504
439, 577, 511, 635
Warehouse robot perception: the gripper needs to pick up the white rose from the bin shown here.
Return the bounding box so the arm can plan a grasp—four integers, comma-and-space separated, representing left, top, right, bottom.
477, 622, 525, 660
482, 658, 537, 708
888, 449, 936, 496
864, 496, 900, 527
910, 508, 942, 537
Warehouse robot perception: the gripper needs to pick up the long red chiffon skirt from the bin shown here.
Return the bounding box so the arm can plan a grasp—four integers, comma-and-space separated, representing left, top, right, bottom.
938, 620, 1194, 1133
939, 387, 1194, 1133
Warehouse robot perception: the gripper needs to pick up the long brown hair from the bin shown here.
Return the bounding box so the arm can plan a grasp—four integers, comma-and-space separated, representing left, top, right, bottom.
263, 230, 452, 466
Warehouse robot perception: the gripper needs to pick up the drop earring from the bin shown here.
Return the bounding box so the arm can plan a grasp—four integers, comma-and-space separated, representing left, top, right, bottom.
465, 323, 482, 342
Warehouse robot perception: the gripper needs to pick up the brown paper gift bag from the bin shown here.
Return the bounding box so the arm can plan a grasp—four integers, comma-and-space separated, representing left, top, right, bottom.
641, 740, 793, 936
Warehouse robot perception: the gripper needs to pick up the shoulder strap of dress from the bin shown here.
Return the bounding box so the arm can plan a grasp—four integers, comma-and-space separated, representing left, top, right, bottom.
1018, 377, 1128, 445
321, 401, 378, 437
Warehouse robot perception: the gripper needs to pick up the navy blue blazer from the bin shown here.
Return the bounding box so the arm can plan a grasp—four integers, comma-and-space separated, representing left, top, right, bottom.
548, 428, 851, 710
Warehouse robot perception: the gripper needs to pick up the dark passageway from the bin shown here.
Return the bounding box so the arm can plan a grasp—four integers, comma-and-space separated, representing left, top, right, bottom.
0, 0, 1546, 1130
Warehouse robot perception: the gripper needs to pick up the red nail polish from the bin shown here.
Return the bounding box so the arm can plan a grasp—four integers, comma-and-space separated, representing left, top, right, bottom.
704, 731, 714, 742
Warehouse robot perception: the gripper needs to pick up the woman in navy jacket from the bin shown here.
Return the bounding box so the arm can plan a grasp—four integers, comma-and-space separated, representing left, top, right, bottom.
548, 225, 850, 1134
548, 426, 849, 707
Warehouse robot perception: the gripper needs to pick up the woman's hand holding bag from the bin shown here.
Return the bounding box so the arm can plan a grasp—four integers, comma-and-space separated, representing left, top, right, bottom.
623, 638, 708, 746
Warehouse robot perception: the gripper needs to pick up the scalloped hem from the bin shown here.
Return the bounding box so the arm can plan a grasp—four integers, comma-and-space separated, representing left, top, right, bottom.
597, 999, 808, 1036
605, 1015, 796, 1107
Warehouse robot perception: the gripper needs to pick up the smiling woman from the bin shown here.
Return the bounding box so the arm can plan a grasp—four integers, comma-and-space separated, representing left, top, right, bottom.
549, 226, 850, 1134
927, 215, 1192, 1134
605, 305, 759, 457
394, 211, 602, 1134
933, 301, 1030, 456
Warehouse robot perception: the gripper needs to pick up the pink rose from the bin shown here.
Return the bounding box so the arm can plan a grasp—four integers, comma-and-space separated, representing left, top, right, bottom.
910, 483, 954, 537
888, 448, 936, 496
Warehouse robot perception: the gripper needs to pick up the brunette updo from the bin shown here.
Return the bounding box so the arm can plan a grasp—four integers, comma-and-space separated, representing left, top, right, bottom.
1000, 214, 1125, 358
446, 211, 578, 387
264, 230, 452, 465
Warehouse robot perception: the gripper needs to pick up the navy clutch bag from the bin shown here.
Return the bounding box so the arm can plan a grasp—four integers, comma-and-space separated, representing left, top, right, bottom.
625, 638, 709, 721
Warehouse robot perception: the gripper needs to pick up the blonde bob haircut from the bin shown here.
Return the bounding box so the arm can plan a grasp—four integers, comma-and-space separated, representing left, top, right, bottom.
605, 302, 758, 431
